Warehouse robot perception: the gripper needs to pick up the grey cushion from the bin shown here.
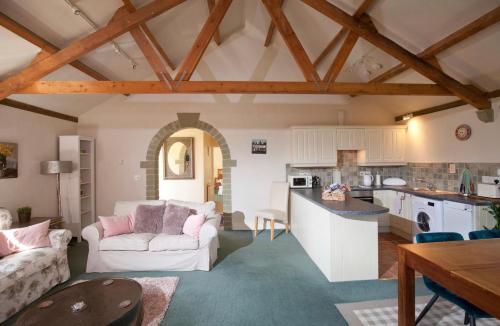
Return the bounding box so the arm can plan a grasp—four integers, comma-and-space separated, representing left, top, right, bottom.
162, 204, 195, 235
134, 204, 165, 234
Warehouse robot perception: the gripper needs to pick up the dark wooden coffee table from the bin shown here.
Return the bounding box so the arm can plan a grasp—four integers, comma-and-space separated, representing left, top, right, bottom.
16, 278, 143, 326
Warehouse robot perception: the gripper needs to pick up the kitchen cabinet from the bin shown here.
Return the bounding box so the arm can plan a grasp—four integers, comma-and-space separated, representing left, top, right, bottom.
373, 190, 391, 231
291, 127, 337, 166
336, 128, 364, 150
375, 190, 413, 240
358, 127, 406, 166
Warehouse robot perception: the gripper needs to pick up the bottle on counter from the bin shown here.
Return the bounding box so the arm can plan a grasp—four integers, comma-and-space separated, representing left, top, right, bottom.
375, 172, 382, 186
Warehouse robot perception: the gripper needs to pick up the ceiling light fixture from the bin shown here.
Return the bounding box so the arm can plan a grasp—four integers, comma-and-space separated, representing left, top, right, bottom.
402, 113, 414, 121
347, 55, 384, 79
63, 0, 138, 70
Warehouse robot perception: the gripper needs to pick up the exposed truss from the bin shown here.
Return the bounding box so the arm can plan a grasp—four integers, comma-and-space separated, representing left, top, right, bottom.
0, 98, 78, 122
0, 0, 497, 117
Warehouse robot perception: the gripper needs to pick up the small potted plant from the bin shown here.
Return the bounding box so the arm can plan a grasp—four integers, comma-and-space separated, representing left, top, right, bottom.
17, 206, 32, 224
486, 203, 500, 230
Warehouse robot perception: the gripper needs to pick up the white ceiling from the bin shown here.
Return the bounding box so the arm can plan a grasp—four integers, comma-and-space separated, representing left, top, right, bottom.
0, 0, 499, 117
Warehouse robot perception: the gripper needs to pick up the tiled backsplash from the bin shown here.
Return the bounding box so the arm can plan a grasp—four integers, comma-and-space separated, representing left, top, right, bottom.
287, 150, 500, 192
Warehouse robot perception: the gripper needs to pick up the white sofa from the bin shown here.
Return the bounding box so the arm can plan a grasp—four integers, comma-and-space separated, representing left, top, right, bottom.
82, 199, 221, 273
0, 229, 72, 323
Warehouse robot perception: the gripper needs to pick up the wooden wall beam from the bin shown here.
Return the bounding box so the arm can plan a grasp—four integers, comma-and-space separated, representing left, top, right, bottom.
122, 0, 176, 70
300, 0, 491, 109
395, 88, 500, 122
0, 11, 109, 81
262, 0, 320, 82
206, 0, 222, 45
0, 98, 78, 123
371, 6, 500, 83
18, 80, 452, 95
313, 0, 375, 67
264, 0, 284, 47
175, 0, 232, 81
0, 0, 186, 101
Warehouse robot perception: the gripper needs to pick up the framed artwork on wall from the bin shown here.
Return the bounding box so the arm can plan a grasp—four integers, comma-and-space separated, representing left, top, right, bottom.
0, 142, 18, 179
164, 137, 194, 179
252, 139, 267, 154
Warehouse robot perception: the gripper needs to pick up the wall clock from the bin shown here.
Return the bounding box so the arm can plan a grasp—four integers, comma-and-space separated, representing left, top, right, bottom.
455, 124, 472, 141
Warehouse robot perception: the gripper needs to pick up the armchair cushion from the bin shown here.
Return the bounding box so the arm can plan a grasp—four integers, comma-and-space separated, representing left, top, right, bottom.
0, 220, 50, 257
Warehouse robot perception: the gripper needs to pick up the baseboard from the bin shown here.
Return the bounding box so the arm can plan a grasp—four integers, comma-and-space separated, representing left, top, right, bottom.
378, 226, 390, 233
389, 226, 413, 241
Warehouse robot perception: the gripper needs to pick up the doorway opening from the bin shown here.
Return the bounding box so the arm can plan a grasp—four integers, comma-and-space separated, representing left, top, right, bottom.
158, 128, 224, 214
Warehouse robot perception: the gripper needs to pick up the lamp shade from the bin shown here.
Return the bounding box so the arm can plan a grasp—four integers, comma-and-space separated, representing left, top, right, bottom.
40, 161, 73, 174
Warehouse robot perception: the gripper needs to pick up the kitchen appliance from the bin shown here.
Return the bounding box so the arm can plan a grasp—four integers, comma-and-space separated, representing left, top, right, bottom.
443, 201, 474, 239
363, 174, 374, 187
383, 177, 407, 186
412, 196, 443, 242
288, 175, 312, 188
477, 176, 500, 198
375, 173, 381, 186
312, 176, 321, 188
348, 190, 374, 203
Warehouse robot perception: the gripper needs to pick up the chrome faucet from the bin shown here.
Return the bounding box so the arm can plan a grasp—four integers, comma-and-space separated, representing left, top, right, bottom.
414, 178, 437, 191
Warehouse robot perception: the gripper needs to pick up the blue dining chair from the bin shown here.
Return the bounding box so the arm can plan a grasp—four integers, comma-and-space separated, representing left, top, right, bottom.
469, 229, 500, 240
415, 232, 491, 326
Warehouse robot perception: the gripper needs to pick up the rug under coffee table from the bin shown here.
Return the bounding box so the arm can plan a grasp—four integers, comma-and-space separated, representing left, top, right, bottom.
16, 278, 143, 326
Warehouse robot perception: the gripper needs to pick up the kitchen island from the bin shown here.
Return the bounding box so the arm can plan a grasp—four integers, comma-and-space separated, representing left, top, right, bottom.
291, 188, 389, 282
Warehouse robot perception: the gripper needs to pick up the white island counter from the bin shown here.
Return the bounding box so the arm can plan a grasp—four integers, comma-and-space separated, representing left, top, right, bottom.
291, 188, 389, 282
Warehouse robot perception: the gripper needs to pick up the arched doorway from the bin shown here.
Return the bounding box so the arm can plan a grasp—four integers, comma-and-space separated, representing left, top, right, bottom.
141, 113, 236, 229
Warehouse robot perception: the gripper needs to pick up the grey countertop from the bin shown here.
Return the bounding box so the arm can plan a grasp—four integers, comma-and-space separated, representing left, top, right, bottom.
351, 185, 500, 206
291, 188, 389, 217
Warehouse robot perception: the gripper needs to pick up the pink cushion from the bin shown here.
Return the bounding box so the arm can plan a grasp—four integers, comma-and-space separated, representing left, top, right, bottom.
99, 214, 134, 238
0, 220, 51, 257
182, 214, 206, 238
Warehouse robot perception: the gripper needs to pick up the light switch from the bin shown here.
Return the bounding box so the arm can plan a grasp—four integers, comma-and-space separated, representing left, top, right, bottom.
448, 164, 456, 174
134, 175, 141, 181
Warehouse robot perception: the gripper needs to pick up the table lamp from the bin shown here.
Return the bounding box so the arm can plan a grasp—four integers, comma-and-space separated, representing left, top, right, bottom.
40, 161, 73, 217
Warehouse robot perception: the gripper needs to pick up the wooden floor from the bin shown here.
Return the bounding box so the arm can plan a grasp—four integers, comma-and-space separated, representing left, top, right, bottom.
379, 232, 412, 279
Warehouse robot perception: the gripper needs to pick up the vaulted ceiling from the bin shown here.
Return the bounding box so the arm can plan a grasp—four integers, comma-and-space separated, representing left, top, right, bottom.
0, 0, 499, 117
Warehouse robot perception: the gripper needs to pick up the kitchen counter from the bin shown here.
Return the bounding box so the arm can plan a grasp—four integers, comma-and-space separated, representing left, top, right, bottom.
351, 185, 500, 206
291, 188, 389, 216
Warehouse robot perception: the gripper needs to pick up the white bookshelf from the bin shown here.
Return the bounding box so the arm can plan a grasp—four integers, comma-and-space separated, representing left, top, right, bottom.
59, 136, 95, 241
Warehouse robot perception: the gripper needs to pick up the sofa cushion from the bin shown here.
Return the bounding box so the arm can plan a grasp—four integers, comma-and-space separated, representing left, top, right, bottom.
114, 200, 165, 216
149, 234, 199, 251
0, 220, 51, 257
166, 199, 215, 217
134, 205, 165, 234
0, 247, 57, 293
99, 233, 156, 251
162, 204, 193, 235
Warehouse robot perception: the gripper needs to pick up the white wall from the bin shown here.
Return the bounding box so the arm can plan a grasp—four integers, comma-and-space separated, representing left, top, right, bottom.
159, 128, 205, 202
0, 105, 77, 219
406, 99, 500, 163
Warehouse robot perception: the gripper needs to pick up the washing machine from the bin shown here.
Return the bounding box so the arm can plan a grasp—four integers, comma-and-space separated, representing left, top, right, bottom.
411, 196, 444, 242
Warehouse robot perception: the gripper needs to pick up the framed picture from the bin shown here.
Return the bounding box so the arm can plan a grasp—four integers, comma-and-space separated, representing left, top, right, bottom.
164, 137, 194, 179
252, 139, 267, 154
0, 142, 18, 179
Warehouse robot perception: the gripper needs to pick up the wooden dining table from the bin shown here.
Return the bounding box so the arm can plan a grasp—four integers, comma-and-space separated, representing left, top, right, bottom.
398, 238, 500, 325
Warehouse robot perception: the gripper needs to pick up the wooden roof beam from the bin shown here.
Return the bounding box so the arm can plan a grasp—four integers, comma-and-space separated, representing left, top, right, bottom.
0, 98, 78, 123
264, 0, 284, 47
175, 0, 233, 81
395, 88, 500, 122
206, 0, 222, 45
0, 11, 109, 81
122, 0, 176, 70
0, 0, 187, 101
313, 0, 376, 67
300, 0, 491, 109
18, 80, 452, 95
371, 6, 500, 83
262, 0, 320, 82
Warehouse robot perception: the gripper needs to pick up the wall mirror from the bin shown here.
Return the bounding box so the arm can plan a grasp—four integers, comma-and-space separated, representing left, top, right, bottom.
164, 137, 194, 179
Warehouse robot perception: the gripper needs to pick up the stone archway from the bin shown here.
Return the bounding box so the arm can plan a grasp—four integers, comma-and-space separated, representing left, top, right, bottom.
140, 113, 236, 229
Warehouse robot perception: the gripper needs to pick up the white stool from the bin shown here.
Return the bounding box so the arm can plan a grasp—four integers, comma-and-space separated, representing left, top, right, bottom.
254, 182, 290, 241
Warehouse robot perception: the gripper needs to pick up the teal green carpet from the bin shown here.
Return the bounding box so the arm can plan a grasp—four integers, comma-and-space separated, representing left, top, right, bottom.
9, 231, 429, 325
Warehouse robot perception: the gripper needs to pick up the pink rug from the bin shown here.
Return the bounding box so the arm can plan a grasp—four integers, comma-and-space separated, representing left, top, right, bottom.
133, 277, 179, 326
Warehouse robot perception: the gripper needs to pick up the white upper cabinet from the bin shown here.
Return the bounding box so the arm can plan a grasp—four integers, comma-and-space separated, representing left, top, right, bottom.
292, 128, 318, 164
358, 127, 406, 166
317, 129, 338, 164
336, 128, 364, 150
291, 127, 337, 166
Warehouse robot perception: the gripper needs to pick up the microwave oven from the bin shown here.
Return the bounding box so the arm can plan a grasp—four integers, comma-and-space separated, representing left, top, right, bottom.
288, 175, 313, 188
